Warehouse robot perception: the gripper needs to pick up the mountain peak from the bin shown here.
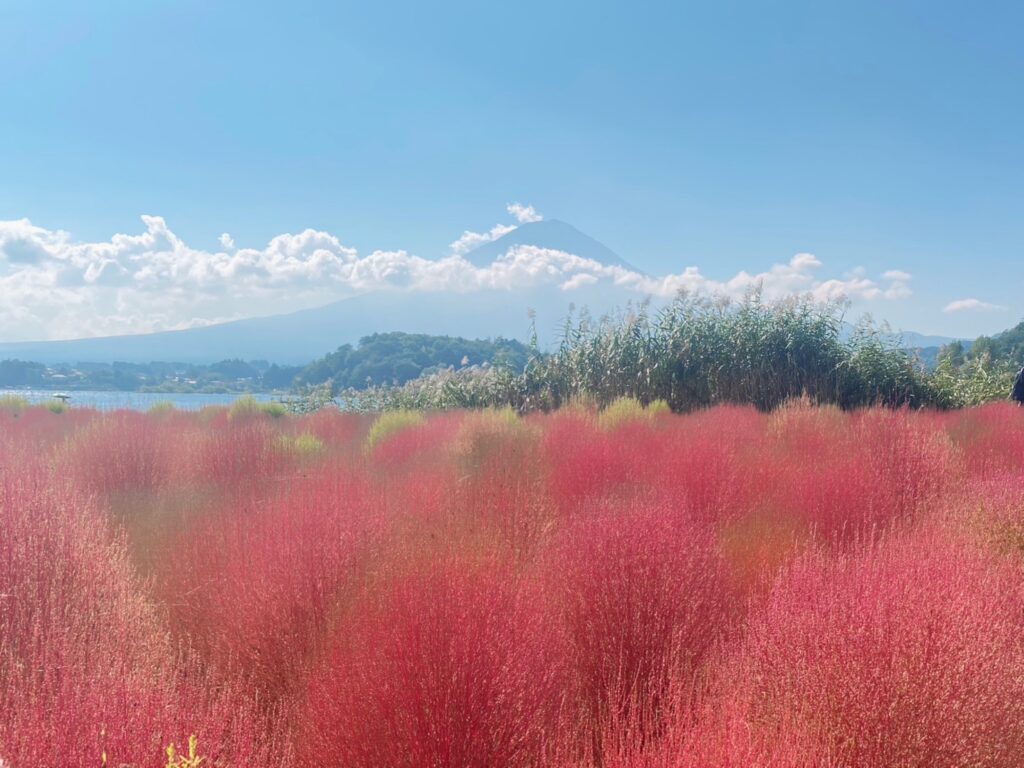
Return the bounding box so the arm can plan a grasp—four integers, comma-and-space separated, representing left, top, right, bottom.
464, 219, 642, 273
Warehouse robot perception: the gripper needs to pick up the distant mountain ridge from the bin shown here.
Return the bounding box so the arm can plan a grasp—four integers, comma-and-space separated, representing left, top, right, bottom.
895, 331, 962, 349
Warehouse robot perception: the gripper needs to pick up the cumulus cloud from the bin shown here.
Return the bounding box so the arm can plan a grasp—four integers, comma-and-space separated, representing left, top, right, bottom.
881, 270, 913, 299
448, 202, 544, 255
449, 223, 516, 256
507, 202, 543, 223
0, 210, 913, 342
943, 298, 1007, 314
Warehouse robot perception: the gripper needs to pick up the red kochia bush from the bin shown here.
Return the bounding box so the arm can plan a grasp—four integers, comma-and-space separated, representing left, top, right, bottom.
0, 462, 275, 767
694, 531, 1024, 767
546, 501, 736, 758
158, 467, 381, 702
8, 402, 1024, 766
301, 558, 567, 768
292, 408, 369, 450
64, 410, 177, 495
944, 401, 1024, 479
543, 412, 660, 511
190, 417, 284, 489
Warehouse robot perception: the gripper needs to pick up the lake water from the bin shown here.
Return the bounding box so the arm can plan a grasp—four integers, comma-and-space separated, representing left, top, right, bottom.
0, 389, 283, 411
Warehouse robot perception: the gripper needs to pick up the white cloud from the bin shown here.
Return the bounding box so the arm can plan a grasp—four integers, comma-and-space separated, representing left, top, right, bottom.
882, 269, 912, 281
882, 269, 912, 299
943, 298, 1007, 314
449, 223, 516, 256
219, 233, 235, 250
0, 211, 913, 342
449, 202, 543, 255
507, 202, 543, 223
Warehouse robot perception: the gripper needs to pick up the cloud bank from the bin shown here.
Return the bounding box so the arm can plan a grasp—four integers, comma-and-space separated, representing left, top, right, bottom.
0, 205, 913, 342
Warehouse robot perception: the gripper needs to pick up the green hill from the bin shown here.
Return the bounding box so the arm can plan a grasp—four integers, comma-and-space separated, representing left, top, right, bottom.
966, 321, 1024, 365
296, 332, 532, 392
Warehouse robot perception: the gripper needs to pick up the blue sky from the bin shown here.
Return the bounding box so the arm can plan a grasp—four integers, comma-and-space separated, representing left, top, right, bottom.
1, 0, 1022, 340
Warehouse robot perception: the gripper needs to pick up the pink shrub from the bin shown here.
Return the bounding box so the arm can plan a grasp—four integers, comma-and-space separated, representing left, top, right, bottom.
544, 412, 662, 511
744, 406, 954, 546
190, 417, 284, 489
368, 411, 463, 469
450, 412, 553, 560
0, 461, 280, 767
692, 532, 1024, 767
64, 411, 177, 495
157, 467, 381, 703
293, 408, 369, 450
5, 402, 1024, 766
545, 500, 736, 759
944, 401, 1024, 479
300, 558, 567, 768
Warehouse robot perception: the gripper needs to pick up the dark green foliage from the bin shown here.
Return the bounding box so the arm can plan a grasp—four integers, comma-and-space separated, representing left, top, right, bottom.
341, 294, 939, 413
0, 360, 47, 386
968, 321, 1024, 365
209, 359, 261, 380
296, 332, 532, 392
262, 363, 304, 389
934, 319, 1024, 372
927, 318, 1024, 406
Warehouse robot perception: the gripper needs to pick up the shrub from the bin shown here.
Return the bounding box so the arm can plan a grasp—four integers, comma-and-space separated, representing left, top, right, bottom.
598, 397, 649, 430
300, 558, 567, 768
228, 395, 286, 420
692, 533, 1024, 767
276, 431, 327, 462
545, 501, 735, 758
364, 409, 425, 453
44, 398, 68, 413
156, 467, 380, 703
0, 463, 278, 767
646, 398, 670, 416
6, 401, 1024, 765
0, 394, 28, 415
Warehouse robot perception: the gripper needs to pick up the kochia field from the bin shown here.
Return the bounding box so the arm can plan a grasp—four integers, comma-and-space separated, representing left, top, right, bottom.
3, 400, 1024, 767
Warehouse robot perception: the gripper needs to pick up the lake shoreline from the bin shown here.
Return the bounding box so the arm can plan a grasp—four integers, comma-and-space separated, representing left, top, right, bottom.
0, 389, 286, 411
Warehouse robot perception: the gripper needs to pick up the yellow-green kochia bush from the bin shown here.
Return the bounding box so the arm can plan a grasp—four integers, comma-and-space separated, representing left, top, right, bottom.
364, 409, 425, 452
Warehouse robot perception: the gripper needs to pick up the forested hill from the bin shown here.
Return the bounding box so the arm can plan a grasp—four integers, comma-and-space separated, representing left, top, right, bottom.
968, 321, 1024, 364
932, 320, 1023, 369
296, 332, 532, 391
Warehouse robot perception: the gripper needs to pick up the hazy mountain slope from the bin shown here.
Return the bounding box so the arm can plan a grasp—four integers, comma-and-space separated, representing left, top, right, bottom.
0, 283, 639, 365
896, 331, 961, 348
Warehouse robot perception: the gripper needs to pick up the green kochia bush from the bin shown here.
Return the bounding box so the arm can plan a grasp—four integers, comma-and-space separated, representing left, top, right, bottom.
0, 394, 29, 416
228, 395, 287, 420
342, 293, 938, 413
364, 410, 426, 452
